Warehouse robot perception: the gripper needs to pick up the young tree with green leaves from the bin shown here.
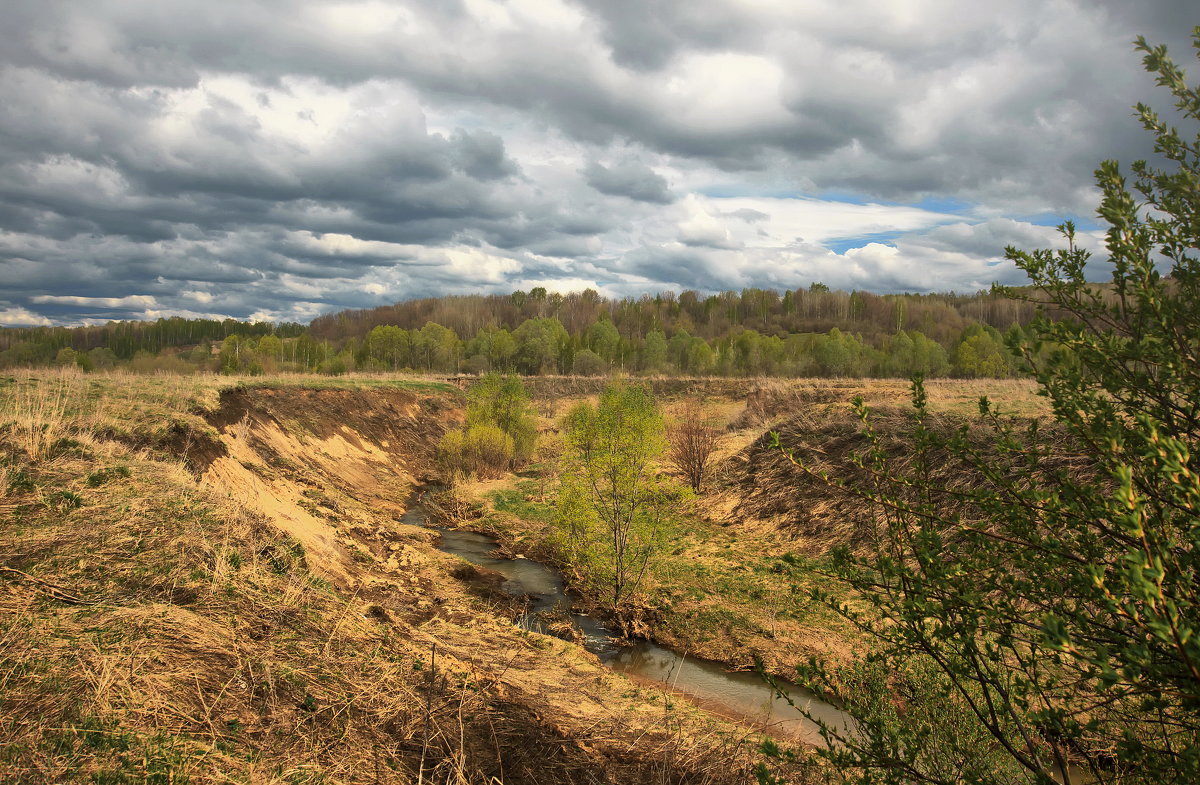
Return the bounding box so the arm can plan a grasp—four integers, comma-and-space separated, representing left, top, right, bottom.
953, 323, 1014, 377
438, 373, 538, 480
365, 324, 410, 370
556, 383, 683, 612
464, 372, 538, 465
766, 33, 1200, 785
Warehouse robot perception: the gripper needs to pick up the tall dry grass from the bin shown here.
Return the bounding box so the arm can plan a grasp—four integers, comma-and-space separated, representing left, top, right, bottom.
2, 368, 82, 461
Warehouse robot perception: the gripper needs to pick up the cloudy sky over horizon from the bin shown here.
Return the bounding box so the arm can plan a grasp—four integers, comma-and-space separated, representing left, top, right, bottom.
1, 0, 1195, 326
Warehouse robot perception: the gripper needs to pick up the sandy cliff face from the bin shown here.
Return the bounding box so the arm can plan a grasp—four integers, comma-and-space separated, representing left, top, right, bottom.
197, 386, 459, 585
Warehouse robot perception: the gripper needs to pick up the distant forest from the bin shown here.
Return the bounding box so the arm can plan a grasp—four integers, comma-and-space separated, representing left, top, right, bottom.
0, 285, 1046, 378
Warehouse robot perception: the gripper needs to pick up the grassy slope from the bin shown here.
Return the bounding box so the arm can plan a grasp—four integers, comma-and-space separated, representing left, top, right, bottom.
445, 376, 1049, 677
2, 370, 806, 785
2, 372, 452, 783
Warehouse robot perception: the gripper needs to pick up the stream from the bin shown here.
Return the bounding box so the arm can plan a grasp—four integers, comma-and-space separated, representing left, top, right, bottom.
405, 505, 854, 746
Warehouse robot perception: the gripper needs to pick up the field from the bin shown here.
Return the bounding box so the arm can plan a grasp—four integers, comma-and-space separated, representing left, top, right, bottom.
0, 369, 1047, 784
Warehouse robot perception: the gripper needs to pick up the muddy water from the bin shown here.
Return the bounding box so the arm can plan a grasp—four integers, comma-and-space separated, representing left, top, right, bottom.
419, 514, 854, 746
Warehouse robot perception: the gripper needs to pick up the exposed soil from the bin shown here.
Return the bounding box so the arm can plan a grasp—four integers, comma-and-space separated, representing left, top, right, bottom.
708, 404, 1080, 560
186, 384, 814, 783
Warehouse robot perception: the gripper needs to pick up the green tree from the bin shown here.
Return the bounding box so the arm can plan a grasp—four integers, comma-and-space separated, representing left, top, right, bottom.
419, 322, 462, 372
466, 326, 517, 372
465, 373, 538, 465
572, 348, 607, 376
732, 329, 770, 375
53, 347, 78, 367
686, 338, 716, 375
813, 327, 870, 376
219, 335, 244, 375
883, 330, 950, 377
513, 317, 569, 374
909, 330, 950, 377
641, 328, 668, 372
439, 373, 538, 480
770, 34, 1200, 785
556, 383, 681, 611
365, 325, 410, 370
585, 319, 622, 367
668, 328, 693, 371
953, 323, 1012, 377
257, 334, 283, 372
84, 347, 118, 370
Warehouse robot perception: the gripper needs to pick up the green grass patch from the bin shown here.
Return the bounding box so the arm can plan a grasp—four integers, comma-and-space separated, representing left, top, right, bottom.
486, 481, 556, 525
231, 376, 459, 395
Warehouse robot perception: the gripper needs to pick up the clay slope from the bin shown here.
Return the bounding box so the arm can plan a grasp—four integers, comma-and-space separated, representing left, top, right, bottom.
709, 403, 1078, 558
197, 386, 459, 584
190, 385, 795, 783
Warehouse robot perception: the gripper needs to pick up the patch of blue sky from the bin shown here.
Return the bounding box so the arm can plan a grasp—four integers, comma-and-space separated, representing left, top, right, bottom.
806, 190, 981, 215
697, 185, 798, 199
811, 190, 872, 205
809, 191, 974, 213
699, 188, 898, 206
1013, 211, 1103, 231
701, 187, 980, 218
910, 195, 975, 214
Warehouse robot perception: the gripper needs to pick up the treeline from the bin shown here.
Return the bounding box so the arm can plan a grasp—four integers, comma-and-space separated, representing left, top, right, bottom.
310, 285, 1038, 346
347, 319, 1021, 378
0, 285, 1038, 378
0, 318, 304, 368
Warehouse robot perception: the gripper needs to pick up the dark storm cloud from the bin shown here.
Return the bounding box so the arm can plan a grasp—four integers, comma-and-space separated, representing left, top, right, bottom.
566, 0, 758, 71
617, 245, 736, 291
450, 130, 522, 181
583, 160, 674, 204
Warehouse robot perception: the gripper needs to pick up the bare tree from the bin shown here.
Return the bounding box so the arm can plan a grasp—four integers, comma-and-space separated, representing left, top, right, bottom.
666, 401, 720, 493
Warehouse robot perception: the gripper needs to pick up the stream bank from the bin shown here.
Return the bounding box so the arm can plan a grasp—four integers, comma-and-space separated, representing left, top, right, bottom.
189, 381, 830, 782
409, 499, 854, 746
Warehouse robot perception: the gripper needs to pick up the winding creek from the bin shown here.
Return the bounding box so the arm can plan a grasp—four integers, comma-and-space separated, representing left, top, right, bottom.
404, 502, 854, 746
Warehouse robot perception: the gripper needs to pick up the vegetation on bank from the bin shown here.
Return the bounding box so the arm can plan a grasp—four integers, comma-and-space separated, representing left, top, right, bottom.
758, 33, 1200, 785
555, 383, 688, 612
434, 374, 930, 671
438, 373, 538, 480
460, 473, 855, 672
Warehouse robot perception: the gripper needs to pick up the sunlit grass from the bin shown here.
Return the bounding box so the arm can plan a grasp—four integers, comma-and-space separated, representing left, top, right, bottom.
0, 369, 460, 460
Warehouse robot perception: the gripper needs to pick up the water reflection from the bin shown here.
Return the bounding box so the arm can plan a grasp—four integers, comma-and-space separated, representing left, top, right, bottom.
424, 516, 853, 745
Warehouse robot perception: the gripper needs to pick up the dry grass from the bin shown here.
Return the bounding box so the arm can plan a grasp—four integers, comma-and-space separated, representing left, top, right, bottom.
731, 377, 1046, 429
0, 368, 1040, 783
0, 413, 453, 782
0, 369, 803, 785
0, 372, 551, 783
3, 368, 81, 461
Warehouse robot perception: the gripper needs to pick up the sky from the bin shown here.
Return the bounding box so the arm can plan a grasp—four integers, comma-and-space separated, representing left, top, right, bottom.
0, 1, 1195, 327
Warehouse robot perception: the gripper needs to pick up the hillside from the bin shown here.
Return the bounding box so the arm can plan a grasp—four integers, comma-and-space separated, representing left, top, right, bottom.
1, 285, 1046, 379
2, 371, 815, 784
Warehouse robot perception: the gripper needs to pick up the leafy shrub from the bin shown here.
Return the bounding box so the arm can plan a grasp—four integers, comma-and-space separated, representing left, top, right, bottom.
439, 373, 537, 480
